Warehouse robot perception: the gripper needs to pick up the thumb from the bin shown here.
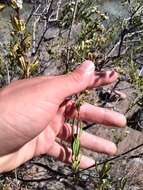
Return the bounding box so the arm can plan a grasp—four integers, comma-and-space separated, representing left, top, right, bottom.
43, 60, 118, 103
47, 60, 95, 102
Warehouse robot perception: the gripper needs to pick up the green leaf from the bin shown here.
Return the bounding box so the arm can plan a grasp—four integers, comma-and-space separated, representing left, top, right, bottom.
72, 160, 80, 172
11, 16, 25, 32
72, 135, 80, 157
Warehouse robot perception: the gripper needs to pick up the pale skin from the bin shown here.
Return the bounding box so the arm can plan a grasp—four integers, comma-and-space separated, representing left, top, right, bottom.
0, 60, 126, 173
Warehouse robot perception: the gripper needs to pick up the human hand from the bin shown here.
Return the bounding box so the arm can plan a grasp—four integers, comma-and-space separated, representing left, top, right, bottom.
0, 60, 126, 172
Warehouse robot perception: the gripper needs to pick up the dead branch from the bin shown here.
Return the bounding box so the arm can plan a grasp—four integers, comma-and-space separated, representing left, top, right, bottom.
65, 0, 79, 73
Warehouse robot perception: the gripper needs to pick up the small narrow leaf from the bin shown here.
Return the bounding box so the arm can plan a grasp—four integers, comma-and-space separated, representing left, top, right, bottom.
72, 135, 80, 157
0, 3, 6, 11
11, 16, 25, 32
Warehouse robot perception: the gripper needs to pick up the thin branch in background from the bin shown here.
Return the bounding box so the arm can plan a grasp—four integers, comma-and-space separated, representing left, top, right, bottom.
128, 153, 143, 160
78, 142, 143, 174
105, 5, 143, 64
32, 0, 55, 56
83, 122, 96, 131
117, 4, 143, 57
106, 41, 120, 59
30, 2, 44, 55
25, 4, 36, 26
125, 93, 143, 115
129, 4, 143, 23
33, 23, 48, 56
65, 0, 79, 73
32, 162, 66, 177
102, 79, 121, 107
49, 0, 62, 22
32, 16, 40, 55
17, 175, 56, 183
117, 28, 128, 57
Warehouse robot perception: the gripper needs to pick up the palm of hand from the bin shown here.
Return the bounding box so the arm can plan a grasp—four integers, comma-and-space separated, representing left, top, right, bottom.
0, 61, 126, 172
